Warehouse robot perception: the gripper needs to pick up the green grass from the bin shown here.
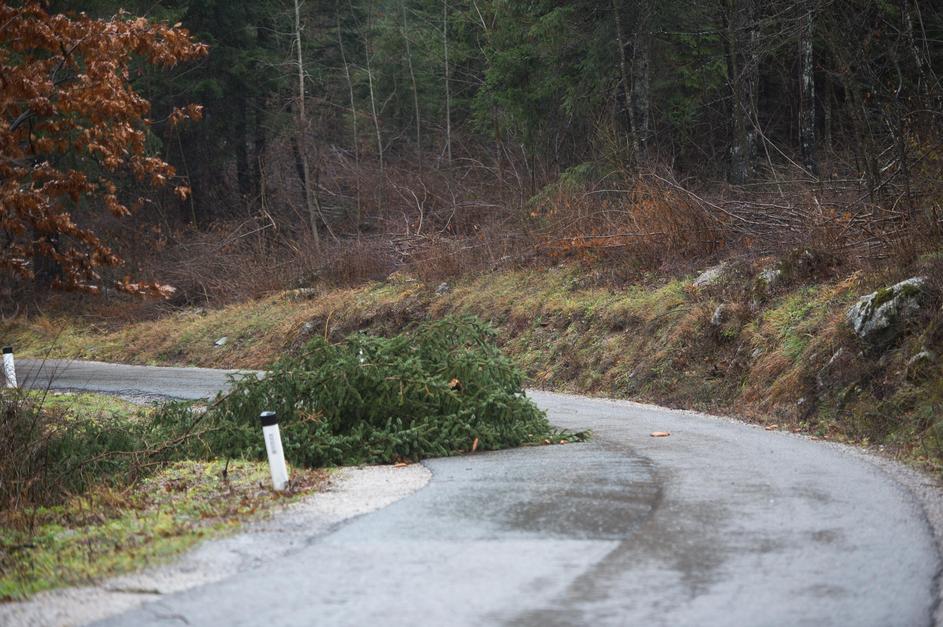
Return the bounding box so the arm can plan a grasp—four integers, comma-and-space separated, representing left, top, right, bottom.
23, 390, 145, 421
763, 286, 836, 361
0, 460, 325, 601
605, 279, 688, 326
0, 390, 329, 602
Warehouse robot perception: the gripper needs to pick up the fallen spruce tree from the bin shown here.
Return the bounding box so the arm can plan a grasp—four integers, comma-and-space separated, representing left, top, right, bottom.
164, 316, 583, 467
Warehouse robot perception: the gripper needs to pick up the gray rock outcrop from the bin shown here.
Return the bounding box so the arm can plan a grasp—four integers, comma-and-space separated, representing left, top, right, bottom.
758, 266, 782, 287
846, 277, 929, 345
710, 305, 728, 326
692, 263, 727, 288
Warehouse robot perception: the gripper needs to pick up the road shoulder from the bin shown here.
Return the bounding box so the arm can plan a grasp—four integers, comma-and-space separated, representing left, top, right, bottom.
0, 464, 430, 627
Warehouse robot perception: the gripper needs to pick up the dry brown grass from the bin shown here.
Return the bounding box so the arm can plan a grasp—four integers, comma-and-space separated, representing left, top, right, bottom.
530, 178, 723, 278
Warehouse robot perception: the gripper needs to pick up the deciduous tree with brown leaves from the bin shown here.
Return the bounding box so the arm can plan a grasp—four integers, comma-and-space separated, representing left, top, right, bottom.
0, 2, 206, 296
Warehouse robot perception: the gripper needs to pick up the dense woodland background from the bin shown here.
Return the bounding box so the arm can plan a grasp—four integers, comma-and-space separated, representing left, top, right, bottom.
2, 0, 942, 308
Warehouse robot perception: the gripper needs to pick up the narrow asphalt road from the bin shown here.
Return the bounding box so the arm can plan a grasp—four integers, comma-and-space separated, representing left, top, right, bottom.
18, 358, 257, 400
16, 359, 943, 626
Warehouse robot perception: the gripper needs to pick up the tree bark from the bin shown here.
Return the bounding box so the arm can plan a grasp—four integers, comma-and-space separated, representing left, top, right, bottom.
363, 14, 384, 175
252, 19, 272, 204
337, 13, 362, 227
631, 0, 653, 157
798, 1, 817, 175
402, 1, 423, 172
725, 0, 757, 184
443, 0, 453, 166
294, 0, 320, 253
823, 76, 832, 154
901, 0, 930, 96
235, 94, 252, 202
612, 0, 639, 158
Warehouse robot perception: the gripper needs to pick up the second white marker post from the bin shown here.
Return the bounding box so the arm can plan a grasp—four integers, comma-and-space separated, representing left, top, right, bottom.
260, 411, 289, 491
2, 346, 16, 389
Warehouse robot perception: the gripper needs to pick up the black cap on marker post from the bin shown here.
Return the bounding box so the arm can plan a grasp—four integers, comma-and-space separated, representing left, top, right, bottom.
2, 347, 11, 354
260, 411, 278, 427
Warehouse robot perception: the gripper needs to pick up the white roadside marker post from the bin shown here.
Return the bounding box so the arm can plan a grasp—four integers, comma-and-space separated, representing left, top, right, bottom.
260, 411, 289, 491
2, 347, 16, 389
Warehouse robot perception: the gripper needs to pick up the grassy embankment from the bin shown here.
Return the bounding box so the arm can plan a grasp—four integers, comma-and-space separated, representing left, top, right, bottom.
5, 253, 942, 471
0, 390, 326, 601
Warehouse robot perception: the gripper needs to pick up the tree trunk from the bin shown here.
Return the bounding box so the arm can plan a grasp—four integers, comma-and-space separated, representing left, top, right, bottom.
798, 1, 817, 175
631, 0, 653, 157
294, 0, 320, 253
363, 15, 384, 175
252, 19, 272, 203
235, 95, 251, 202
443, 0, 453, 166
402, 1, 423, 172
337, 14, 362, 227
901, 0, 930, 96
252, 106, 267, 202
612, 0, 639, 158
725, 0, 757, 184
746, 5, 759, 166
823, 76, 833, 154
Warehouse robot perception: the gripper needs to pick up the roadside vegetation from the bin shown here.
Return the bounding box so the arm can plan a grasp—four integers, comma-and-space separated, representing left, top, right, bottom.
0, 390, 325, 601
6, 250, 941, 472
0, 318, 568, 601
0, 457, 325, 601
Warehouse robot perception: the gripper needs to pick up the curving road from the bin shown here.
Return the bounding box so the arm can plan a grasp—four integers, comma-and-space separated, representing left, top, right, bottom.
16, 359, 943, 626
